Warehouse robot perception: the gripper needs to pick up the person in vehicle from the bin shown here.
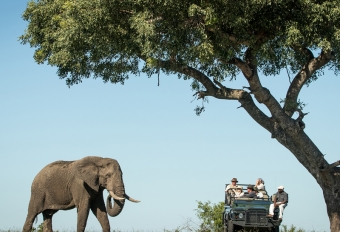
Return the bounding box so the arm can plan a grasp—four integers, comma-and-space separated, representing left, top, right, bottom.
225, 178, 240, 194
268, 186, 288, 220
235, 186, 244, 198
255, 178, 265, 190
240, 185, 257, 198
254, 187, 263, 198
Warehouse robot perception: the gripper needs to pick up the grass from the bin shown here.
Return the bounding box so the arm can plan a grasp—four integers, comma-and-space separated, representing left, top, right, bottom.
0, 224, 328, 232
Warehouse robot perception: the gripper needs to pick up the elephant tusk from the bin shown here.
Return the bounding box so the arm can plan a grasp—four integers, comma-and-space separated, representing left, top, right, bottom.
124, 194, 140, 203
109, 191, 125, 200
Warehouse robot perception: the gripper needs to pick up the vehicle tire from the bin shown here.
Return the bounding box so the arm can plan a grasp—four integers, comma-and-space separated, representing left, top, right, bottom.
271, 226, 279, 232
227, 219, 234, 232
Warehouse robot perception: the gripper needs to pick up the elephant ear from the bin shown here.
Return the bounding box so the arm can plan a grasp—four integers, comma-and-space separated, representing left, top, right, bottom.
74, 156, 102, 192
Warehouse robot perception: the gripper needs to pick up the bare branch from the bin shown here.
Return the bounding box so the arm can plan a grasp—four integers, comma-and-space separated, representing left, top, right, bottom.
320, 160, 340, 172
285, 49, 334, 117
140, 56, 219, 94
195, 91, 209, 100
242, 86, 253, 94
296, 109, 309, 121
142, 55, 274, 133
238, 94, 273, 132
294, 109, 308, 130
224, 50, 290, 131
285, 66, 292, 84
225, 57, 253, 79
213, 78, 224, 89
329, 160, 340, 169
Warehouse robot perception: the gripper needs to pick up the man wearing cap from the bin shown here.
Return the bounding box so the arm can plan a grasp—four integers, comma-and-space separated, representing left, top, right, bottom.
225, 178, 240, 193
268, 186, 288, 220
240, 185, 257, 198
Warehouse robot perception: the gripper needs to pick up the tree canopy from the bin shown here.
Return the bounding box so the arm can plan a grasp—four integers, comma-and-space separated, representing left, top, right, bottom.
21, 1, 340, 231
21, 0, 340, 85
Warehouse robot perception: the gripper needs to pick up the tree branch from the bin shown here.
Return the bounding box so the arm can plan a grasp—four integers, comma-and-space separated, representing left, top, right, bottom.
225, 58, 253, 79
212, 79, 273, 132
147, 58, 219, 94
232, 49, 289, 125
329, 160, 340, 169
295, 109, 308, 130
238, 94, 273, 132
227, 48, 307, 137
320, 160, 340, 171
285, 49, 334, 116
143, 57, 270, 127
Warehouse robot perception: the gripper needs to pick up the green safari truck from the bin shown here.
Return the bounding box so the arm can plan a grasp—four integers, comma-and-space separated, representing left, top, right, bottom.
223, 184, 281, 232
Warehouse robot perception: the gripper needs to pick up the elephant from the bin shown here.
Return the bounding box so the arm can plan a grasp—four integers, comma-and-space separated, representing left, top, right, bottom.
22, 156, 140, 232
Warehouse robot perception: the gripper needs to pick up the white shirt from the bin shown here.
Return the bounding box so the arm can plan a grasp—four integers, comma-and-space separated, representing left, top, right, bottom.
255, 183, 265, 190
235, 192, 244, 198
257, 192, 264, 198
225, 184, 240, 191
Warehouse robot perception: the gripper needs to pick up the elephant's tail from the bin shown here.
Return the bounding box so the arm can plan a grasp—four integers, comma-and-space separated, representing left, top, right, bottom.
34, 216, 38, 224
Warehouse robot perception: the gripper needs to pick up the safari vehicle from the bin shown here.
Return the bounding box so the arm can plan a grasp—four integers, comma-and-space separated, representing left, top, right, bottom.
223, 184, 281, 232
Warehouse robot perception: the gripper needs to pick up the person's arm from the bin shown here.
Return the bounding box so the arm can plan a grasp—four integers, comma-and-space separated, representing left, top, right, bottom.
273, 193, 278, 207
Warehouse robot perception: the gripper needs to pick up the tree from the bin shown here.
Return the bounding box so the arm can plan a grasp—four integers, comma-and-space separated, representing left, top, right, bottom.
195, 201, 224, 231
20, 0, 340, 230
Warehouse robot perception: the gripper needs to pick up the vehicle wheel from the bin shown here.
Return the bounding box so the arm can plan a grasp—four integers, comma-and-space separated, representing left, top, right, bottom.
271, 226, 279, 232
227, 220, 234, 232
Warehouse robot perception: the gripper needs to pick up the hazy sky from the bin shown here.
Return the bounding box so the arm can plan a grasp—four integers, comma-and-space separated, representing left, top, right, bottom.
1, 1, 338, 231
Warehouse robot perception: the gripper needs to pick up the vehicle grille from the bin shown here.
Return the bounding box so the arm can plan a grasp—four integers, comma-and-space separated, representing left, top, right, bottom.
245, 210, 267, 226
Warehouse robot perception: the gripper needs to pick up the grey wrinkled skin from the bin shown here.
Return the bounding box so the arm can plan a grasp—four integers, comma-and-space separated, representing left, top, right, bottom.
23, 156, 132, 232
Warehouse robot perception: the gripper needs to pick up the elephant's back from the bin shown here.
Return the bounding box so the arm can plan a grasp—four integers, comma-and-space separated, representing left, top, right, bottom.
32, 160, 76, 189
48, 160, 74, 168
30, 160, 77, 209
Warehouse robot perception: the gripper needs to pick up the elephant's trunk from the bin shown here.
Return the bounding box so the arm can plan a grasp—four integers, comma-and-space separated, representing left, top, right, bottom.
106, 195, 125, 217
106, 189, 140, 217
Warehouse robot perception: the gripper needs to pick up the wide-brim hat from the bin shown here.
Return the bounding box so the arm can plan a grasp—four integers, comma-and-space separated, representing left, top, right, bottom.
277, 186, 284, 189
247, 184, 254, 190
231, 178, 238, 182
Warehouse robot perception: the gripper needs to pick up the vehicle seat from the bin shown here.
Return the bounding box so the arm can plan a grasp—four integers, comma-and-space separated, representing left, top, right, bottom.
259, 189, 269, 199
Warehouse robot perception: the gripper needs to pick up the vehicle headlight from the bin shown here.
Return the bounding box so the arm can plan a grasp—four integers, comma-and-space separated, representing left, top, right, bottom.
238, 213, 244, 219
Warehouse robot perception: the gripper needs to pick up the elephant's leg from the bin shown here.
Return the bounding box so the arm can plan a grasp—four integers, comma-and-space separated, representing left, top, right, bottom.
42, 209, 57, 232
77, 203, 91, 232
23, 213, 39, 232
23, 195, 44, 232
90, 194, 110, 232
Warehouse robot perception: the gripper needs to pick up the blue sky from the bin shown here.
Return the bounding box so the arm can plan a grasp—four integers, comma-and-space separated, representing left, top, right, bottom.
0, 1, 338, 231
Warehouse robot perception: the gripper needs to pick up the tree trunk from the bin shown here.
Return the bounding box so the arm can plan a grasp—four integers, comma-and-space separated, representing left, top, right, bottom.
271, 123, 340, 232
323, 183, 340, 232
